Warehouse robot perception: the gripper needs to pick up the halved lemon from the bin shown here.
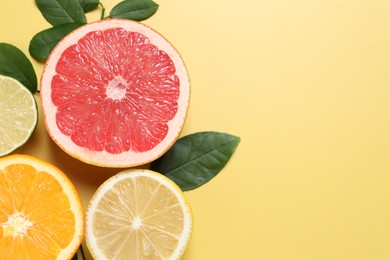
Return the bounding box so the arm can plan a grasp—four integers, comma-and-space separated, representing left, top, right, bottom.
0, 75, 38, 157
86, 169, 193, 259
0, 154, 85, 259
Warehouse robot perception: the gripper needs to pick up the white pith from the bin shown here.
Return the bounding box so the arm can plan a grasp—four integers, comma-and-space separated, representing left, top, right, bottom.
106, 76, 127, 100
40, 19, 190, 168
131, 216, 142, 229
2, 212, 33, 237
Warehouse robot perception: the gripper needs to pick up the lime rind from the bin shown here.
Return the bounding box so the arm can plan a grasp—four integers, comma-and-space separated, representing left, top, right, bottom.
0, 75, 39, 157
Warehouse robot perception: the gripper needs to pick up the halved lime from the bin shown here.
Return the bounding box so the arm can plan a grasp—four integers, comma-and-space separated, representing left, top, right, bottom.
0, 75, 38, 157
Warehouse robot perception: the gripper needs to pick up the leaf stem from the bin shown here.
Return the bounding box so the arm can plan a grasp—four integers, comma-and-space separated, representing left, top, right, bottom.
99, 2, 106, 20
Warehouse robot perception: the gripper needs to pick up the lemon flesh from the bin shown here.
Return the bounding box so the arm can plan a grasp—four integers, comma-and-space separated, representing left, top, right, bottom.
86, 169, 193, 260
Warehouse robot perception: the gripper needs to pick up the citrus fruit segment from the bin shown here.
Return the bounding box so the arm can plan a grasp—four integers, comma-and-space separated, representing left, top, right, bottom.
40, 19, 190, 167
85, 169, 193, 259
0, 154, 84, 259
0, 75, 38, 157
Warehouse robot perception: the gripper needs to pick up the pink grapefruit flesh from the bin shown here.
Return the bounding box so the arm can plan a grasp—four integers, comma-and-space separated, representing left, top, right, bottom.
40, 19, 190, 167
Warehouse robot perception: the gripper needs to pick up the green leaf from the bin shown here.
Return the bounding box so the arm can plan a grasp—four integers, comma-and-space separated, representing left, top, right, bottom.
71, 253, 78, 260
71, 245, 86, 260
35, 0, 87, 26
150, 132, 241, 191
78, 0, 99, 12
0, 43, 37, 93
29, 23, 85, 62
110, 0, 159, 21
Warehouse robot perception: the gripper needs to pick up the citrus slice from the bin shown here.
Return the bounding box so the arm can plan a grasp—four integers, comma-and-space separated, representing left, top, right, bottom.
0, 154, 84, 259
0, 75, 38, 157
40, 19, 190, 167
85, 169, 193, 259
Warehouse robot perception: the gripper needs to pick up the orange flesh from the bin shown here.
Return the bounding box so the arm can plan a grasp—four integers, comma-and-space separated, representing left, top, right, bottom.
0, 164, 76, 259
52, 28, 180, 154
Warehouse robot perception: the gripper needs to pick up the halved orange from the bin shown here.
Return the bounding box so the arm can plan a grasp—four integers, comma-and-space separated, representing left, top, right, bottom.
0, 154, 84, 259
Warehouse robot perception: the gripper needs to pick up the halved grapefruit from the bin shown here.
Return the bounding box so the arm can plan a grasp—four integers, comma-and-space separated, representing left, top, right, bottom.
40, 19, 190, 167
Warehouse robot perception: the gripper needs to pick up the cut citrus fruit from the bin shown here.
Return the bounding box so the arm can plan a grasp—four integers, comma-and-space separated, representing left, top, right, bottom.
85, 169, 193, 259
0, 75, 38, 157
40, 19, 190, 167
0, 154, 84, 259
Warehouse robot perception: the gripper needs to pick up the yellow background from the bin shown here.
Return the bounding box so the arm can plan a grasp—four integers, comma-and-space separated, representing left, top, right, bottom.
1, 0, 390, 259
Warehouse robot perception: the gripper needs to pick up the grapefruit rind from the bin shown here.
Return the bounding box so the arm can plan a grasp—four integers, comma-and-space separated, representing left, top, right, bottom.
40, 19, 190, 168
0, 154, 85, 259
85, 169, 193, 260
0, 75, 38, 157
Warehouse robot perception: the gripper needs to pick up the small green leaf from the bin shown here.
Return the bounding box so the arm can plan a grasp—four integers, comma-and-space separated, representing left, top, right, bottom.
35, 0, 87, 26
78, 0, 99, 12
71, 245, 86, 260
150, 132, 241, 191
71, 252, 78, 260
0, 43, 37, 93
110, 0, 159, 21
29, 23, 85, 62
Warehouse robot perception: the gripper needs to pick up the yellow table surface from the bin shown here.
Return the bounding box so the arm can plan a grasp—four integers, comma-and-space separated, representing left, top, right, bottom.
2, 0, 390, 259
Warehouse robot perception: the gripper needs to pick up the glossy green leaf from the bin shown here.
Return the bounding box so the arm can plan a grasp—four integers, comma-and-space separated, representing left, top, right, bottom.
0, 43, 37, 93
71, 245, 86, 260
29, 23, 85, 62
35, 0, 87, 26
78, 0, 99, 12
110, 0, 159, 21
151, 132, 241, 191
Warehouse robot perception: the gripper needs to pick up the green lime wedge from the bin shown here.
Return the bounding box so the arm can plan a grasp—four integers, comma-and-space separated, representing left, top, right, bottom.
0, 75, 38, 157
